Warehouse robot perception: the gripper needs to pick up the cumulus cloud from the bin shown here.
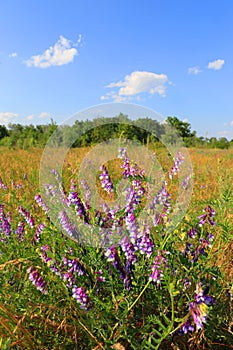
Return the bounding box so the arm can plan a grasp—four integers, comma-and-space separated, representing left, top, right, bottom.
0, 112, 18, 124
217, 130, 229, 137
26, 114, 34, 121
25, 35, 82, 68
188, 66, 201, 75
9, 52, 18, 58
101, 70, 170, 101
207, 59, 225, 70
38, 112, 51, 119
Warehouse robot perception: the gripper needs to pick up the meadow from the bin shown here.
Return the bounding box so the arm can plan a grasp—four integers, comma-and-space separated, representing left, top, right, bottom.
0, 146, 232, 349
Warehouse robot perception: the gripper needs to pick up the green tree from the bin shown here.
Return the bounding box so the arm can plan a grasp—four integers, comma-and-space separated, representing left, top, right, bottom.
0, 125, 9, 140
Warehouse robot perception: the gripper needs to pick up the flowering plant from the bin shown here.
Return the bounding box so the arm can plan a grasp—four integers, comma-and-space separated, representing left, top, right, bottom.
0, 147, 231, 349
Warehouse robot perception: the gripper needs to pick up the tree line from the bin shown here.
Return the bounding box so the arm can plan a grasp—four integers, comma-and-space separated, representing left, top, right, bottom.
0, 114, 231, 149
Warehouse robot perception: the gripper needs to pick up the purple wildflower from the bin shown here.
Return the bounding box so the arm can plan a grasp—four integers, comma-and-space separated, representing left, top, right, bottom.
34, 223, 45, 242
80, 179, 91, 210
136, 224, 154, 257
62, 272, 76, 288
94, 270, 106, 283
191, 236, 213, 263
149, 250, 169, 285
118, 148, 144, 179
198, 206, 216, 227
35, 194, 49, 214
150, 186, 171, 225
59, 210, 77, 238
72, 285, 92, 310
124, 186, 141, 214
99, 165, 114, 195
182, 171, 192, 189
120, 235, 137, 265
168, 151, 184, 179
27, 267, 47, 294
18, 206, 34, 228
70, 179, 76, 191
187, 227, 197, 239
178, 319, 195, 334
62, 257, 85, 276
16, 221, 25, 240
44, 184, 59, 197
0, 177, 7, 190
105, 245, 125, 280
0, 205, 11, 236
125, 212, 140, 244
40, 245, 53, 264
189, 283, 215, 330
66, 192, 88, 222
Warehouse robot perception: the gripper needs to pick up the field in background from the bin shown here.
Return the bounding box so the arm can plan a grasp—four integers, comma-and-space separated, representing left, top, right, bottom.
1, 146, 232, 206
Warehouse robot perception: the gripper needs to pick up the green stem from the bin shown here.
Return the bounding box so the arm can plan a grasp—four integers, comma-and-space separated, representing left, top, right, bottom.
78, 319, 105, 349
127, 280, 151, 314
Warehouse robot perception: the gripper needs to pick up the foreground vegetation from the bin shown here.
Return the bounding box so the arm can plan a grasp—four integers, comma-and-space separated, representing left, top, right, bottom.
0, 146, 232, 349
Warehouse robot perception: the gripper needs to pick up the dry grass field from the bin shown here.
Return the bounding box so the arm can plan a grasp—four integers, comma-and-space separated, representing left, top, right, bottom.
0, 146, 232, 349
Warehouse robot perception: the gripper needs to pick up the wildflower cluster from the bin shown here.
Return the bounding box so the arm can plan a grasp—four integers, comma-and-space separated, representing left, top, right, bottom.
27, 266, 47, 294
99, 165, 114, 195
38, 244, 93, 309
149, 250, 169, 284
0, 205, 11, 236
181, 206, 216, 264
1, 145, 225, 349
18, 205, 34, 228
179, 283, 215, 333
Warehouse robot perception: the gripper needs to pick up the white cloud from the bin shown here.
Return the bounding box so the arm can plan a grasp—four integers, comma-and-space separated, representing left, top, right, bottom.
188, 66, 201, 75
207, 59, 225, 70
217, 130, 229, 136
9, 52, 18, 58
25, 35, 82, 68
0, 112, 18, 125
102, 70, 169, 101
38, 112, 51, 119
26, 114, 34, 121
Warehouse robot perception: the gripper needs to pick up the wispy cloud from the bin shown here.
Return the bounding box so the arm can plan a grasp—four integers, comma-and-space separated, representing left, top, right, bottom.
101, 70, 170, 102
207, 59, 225, 70
25, 35, 82, 68
230, 121, 233, 126
0, 112, 18, 124
9, 52, 18, 58
188, 66, 201, 75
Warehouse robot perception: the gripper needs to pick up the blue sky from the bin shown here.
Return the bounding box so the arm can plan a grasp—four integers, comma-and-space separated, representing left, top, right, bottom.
0, 0, 233, 139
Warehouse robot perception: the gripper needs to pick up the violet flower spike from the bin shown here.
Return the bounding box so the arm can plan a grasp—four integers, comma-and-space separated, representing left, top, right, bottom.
18, 205, 34, 228
27, 267, 48, 294
35, 194, 49, 214
16, 221, 25, 240
34, 223, 45, 242
72, 285, 93, 310
0, 177, 7, 190
149, 250, 169, 285
0, 205, 12, 236
189, 283, 215, 330
198, 206, 216, 227
99, 165, 114, 195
